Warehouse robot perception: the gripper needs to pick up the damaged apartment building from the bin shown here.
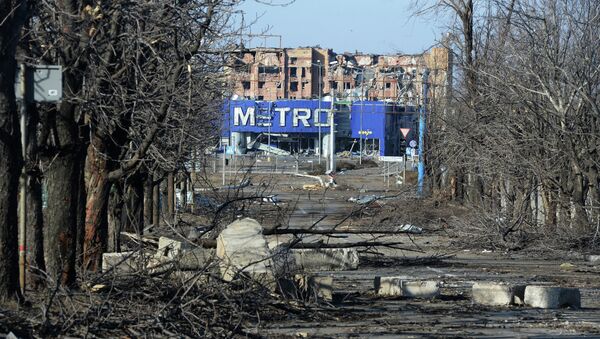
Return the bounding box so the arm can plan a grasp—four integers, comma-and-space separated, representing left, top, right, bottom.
225, 46, 451, 105
222, 46, 451, 157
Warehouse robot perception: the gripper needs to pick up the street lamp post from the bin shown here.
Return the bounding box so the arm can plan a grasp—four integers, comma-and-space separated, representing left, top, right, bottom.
359, 71, 364, 164
329, 89, 336, 172
317, 60, 322, 164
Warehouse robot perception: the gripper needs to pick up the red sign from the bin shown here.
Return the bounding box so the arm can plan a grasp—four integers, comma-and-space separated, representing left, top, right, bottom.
400, 128, 411, 138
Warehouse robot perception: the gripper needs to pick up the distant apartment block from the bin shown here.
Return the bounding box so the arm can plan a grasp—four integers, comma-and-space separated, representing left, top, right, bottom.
225, 46, 452, 105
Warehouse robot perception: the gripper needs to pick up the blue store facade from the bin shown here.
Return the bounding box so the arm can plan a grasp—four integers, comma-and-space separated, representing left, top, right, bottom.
222, 99, 418, 157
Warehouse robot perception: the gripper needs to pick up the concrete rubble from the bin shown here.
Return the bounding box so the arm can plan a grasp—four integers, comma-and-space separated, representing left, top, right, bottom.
524, 286, 581, 309
292, 248, 359, 271
102, 251, 142, 273
216, 218, 295, 287
472, 282, 526, 306
375, 277, 440, 298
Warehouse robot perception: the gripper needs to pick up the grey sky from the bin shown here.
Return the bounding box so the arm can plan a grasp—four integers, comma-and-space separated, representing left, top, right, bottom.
238, 0, 443, 55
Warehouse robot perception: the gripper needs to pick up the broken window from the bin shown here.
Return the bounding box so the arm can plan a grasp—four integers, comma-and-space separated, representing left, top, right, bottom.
242, 81, 250, 90
257, 96, 264, 100
290, 57, 297, 64
258, 66, 280, 74
258, 81, 265, 89
301, 68, 306, 77
276, 81, 282, 89
330, 81, 338, 89
290, 67, 297, 77
344, 82, 351, 89
385, 82, 391, 89
302, 81, 308, 90
290, 81, 298, 91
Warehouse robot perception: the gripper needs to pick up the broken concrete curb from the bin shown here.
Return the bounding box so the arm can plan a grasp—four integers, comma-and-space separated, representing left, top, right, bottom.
472, 282, 526, 306
375, 277, 440, 298
524, 286, 581, 309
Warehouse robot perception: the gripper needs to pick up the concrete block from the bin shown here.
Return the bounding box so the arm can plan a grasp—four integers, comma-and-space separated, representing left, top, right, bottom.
102, 252, 139, 273
217, 218, 293, 288
472, 282, 526, 306
292, 248, 359, 271
524, 286, 581, 309
375, 277, 440, 298
157, 236, 192, 258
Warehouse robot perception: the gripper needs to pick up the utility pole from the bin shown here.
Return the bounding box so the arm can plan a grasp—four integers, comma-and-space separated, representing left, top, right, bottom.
359, 70, 364, 164
317, 60, 322, 164
18, 64, 27, 294
329, 89, 336, 172
418, 70, 430, 196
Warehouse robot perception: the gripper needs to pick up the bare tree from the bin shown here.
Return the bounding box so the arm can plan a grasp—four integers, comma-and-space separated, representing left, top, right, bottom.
0, 0, 26, 300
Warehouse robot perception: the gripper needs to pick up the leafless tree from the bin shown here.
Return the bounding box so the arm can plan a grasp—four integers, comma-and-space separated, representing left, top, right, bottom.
0, 0, 27, 301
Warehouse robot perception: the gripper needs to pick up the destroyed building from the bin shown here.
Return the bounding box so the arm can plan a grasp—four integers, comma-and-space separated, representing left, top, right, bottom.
225, 46, 452, 105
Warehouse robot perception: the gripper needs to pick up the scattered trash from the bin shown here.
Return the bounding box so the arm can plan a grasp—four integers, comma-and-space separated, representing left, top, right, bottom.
261, 195, 281, 204
90, 284, 108, 292
348, 195, 381, 205
481, 249, 493, 253
395, 224, 423, 234
302, 184, 321, 190
560, 262, 576, 270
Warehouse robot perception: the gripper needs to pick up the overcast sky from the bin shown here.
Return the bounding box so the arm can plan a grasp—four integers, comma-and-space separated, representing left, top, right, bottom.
237, 0, 444, 54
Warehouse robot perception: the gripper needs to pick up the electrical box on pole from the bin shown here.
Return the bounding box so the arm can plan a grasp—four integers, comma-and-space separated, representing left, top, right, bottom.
15, 65, 63, 102
14, 64, 62, 295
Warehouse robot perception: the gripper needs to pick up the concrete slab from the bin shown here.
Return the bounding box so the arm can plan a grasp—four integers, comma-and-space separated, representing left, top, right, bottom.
292, 248, 359, 271
102, 251, 140, 273
375, 277, 440, 298
524, 286, 581, 309
472, 282, 526, 306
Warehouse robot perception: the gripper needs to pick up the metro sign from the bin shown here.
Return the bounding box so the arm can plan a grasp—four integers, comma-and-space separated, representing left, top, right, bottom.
233, 106, 331, 128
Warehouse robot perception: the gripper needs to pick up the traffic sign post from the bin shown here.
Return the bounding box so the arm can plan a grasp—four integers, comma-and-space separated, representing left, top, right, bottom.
400, 128, 410, 139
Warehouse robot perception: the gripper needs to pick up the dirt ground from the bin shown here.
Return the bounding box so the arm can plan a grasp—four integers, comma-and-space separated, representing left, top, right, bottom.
2, 158, 600, 338
208, 159, 600, 338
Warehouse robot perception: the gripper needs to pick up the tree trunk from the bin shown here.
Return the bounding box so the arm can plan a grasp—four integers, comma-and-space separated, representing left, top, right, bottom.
122, 175, 144, 235
24, 103, 45, 288
152, 176, 160, 226
167, 172, 175, 221
107, 185, 124, 252
182, 175, 188, 212
26, 175, 45, 287
45, 122, 79, 286
0, 0, 24, 298
143, 173, 153, 227
75, 156, 86, 267
82, 136, 111, 271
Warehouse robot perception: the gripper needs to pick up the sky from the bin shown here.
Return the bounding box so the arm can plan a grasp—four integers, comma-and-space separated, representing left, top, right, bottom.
237, 0, 444, 55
